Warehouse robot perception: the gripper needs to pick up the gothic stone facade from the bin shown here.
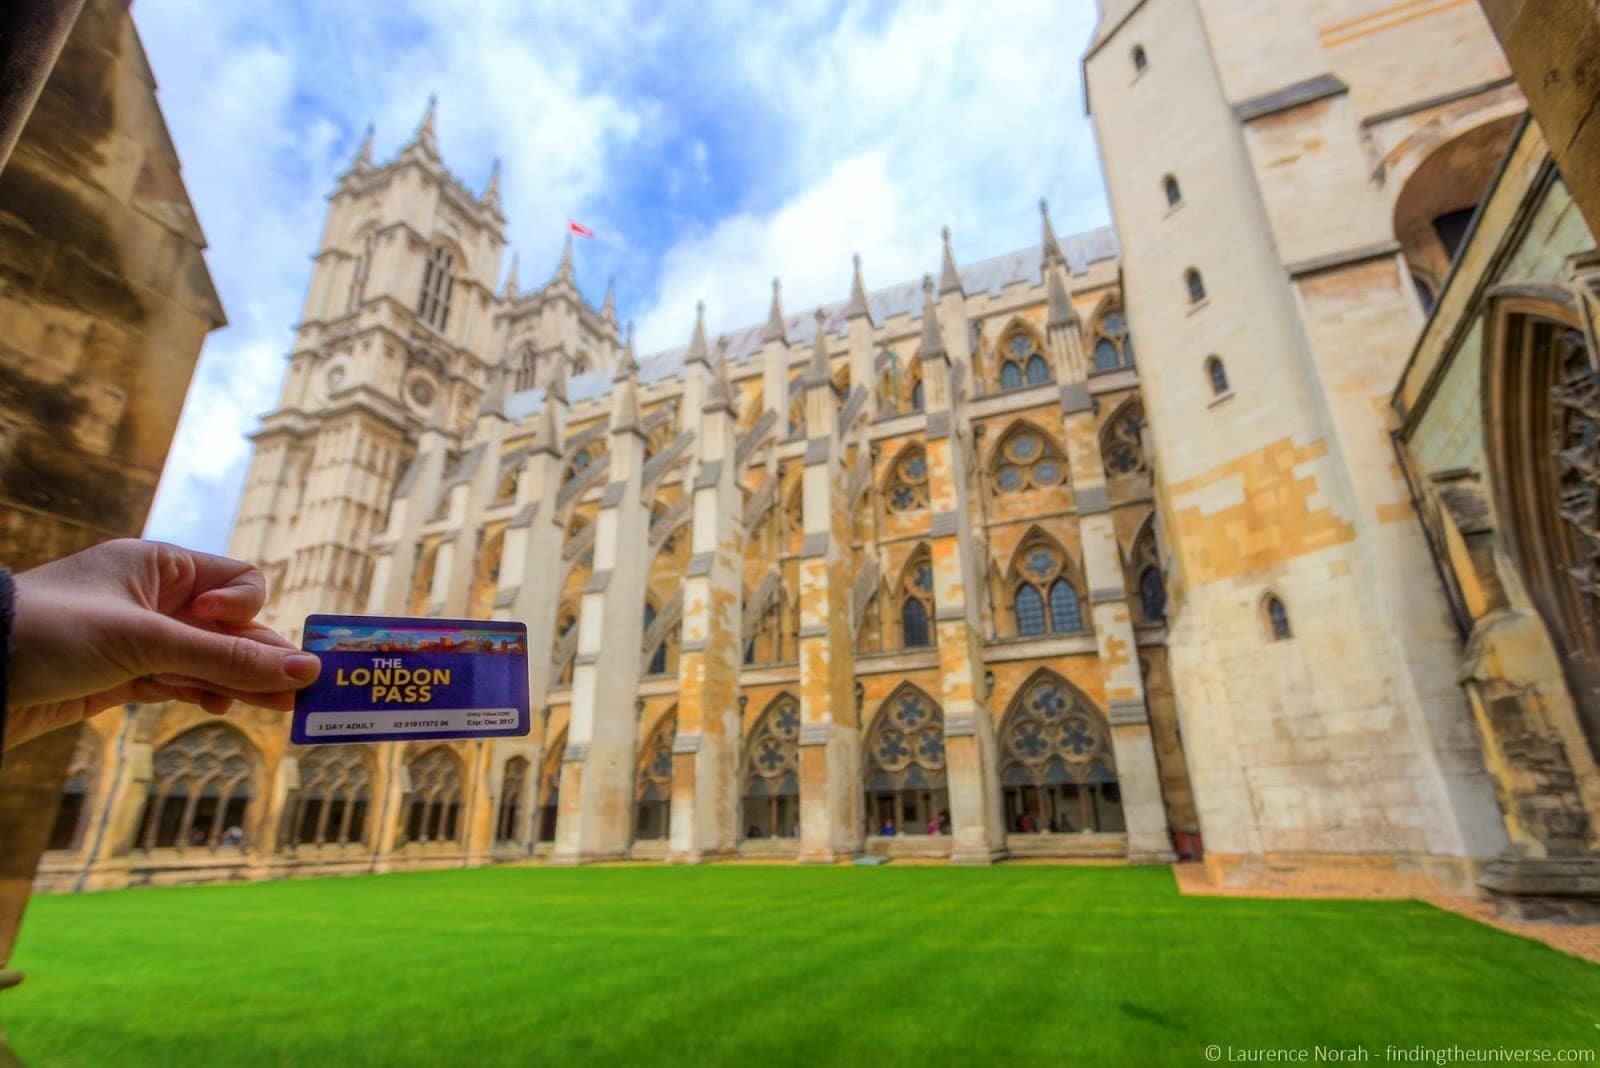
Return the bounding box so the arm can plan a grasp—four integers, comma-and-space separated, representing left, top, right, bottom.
32, 1, 1600, 908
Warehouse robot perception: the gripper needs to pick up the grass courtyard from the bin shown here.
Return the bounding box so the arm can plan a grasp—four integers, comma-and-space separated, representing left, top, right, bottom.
6, 865, 1600, 1066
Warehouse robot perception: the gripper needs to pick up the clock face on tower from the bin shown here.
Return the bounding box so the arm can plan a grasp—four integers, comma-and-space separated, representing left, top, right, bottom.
406, 375, 437, 410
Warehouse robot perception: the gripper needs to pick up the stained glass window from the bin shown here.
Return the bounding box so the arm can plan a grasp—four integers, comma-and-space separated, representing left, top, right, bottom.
864, 686, 949, 836
991, 424, 1067, 496
998, 672, 1123, 833
1007, 536, 1084, 637
998, 328, 1050, 391
1049, 579, 1082, 632
1092, 306, 1136, 372
1015, 585, 1046, 636
885, 446, 930, 513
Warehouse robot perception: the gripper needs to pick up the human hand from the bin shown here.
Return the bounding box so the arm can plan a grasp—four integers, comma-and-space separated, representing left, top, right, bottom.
4, 539, 320, 749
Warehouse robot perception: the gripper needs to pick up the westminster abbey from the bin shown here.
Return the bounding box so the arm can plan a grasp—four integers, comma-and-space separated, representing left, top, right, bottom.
35, 0, 1600, 920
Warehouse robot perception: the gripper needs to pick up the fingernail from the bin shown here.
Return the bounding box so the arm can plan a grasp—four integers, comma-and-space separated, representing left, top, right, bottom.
284, 653, 321, 682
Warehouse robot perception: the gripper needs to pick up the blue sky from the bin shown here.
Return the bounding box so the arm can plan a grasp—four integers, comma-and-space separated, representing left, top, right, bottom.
137, 0, 1110, 554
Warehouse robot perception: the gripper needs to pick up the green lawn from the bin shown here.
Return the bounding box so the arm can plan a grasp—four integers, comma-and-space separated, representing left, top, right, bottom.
5, 865, 1599, 1066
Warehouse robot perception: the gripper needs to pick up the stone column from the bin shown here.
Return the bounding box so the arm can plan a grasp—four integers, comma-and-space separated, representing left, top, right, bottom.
796, 311, 863, 862
1056, 312, 1174, 863
915, 278, 1006, 863
669, 344, 744, 861
553, 353, 651, 863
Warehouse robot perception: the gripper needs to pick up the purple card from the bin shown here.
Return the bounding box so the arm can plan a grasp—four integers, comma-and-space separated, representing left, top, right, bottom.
291, 614, 531, 745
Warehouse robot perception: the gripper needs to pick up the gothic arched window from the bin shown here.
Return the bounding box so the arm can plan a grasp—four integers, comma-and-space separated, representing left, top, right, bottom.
1008, 534, 1084, 636
885, 446, 930, 513
991, 423, 1067, 496
1091, 306, 1136, 372
864, 685, 948, 836
47, 729, 98, 852
1101, 400, 1148, 478
911, 376, 925, 412
403, 747, 465, 844
1132, 523, 1166, 625
496, 756, 529, 844
1264, 594, 1292, 641
138, 724, 256, 850
418, 243, 456, 331
1132, 45, 1147, 72
997, 326, 1051, 391
537, 728, 566, 842
289, 745, 372, 848
742, 695, 801, 840
1185, 268, 1206, 304
1206, 356, 1229, 396
998, 671, 1123, 833
1163, 175, 1181, 207
900, 547, 935, 648
634, 711, 676, 841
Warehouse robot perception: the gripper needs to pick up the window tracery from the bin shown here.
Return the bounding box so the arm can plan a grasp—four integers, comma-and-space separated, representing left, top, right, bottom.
742, 695, 800, 839
999, 672, 1123, 833
288, 745, 372, 848
1091, 306, 1136, 372
991, 423, 1067, 496
998, 326, 1052, 390
1007, 534, 1083, 636
403, 747, 464, 844
138, 724, 256, 850
1101, 401, 1147, 478
864, 686, 948, 836
885, 446, 930, 513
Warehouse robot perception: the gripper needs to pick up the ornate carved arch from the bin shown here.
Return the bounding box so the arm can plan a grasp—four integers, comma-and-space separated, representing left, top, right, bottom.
1100, 398, 1147, 478
403, 746, 467, 844
1003, 526, 1085, 637
1484, 296, 1600, 750
987, 419, 1068, 496
138, 723, 261, 850
997, 670, 1119, 793
883, 442, 930, 513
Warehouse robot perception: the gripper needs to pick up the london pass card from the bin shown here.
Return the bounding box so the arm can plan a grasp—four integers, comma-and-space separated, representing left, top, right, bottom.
291, 615, 530, 745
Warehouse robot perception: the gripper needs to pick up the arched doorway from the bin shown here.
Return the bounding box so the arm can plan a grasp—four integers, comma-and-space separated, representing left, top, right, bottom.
1486, 303, 1600, 760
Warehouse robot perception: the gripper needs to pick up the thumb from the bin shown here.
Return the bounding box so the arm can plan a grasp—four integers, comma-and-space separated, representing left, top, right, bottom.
143, 617, 321, 693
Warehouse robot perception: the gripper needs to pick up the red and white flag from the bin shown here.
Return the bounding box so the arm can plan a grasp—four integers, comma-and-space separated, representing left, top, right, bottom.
568, 219, 595, 239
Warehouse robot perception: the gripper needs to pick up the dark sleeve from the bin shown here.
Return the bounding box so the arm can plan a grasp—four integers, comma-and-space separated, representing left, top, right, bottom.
0, 567, 12, 764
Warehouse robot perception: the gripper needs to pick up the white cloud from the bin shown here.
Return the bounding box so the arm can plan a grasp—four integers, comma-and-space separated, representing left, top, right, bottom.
633, 0, 1106, 349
